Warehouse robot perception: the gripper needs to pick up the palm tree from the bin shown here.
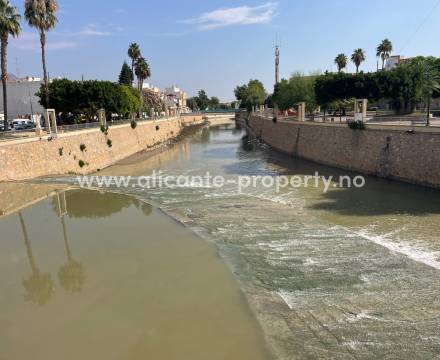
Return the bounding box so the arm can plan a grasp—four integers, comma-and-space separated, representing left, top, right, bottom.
376, 38, 393, 70
351, 49, 366, 73
135, 56, 150, 115
128, 42, 141, 86
24, 0, 58, 108
0, 0, 21, 131
421, 63, 440, 126
334, 53, 347, 72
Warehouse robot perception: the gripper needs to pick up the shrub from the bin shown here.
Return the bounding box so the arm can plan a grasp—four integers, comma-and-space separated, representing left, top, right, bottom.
156, 125, 160, 131
100, 124, 109, 134
78, 160, 85, 168
107, 139, 113, 148
348, 120, 365, 130
58, 147, 63, 156
80, 143, 86, 152
131, 120, 137, 129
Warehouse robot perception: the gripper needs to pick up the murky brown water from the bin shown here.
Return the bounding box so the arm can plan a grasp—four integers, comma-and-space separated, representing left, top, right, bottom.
0, 188, 271, 360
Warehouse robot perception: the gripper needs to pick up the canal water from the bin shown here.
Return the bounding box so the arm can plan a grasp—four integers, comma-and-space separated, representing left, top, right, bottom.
2, 124, 440, 359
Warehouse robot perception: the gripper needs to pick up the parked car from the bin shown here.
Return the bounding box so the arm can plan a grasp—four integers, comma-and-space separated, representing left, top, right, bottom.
0, 123, 11, 131
12, 119, 34, 131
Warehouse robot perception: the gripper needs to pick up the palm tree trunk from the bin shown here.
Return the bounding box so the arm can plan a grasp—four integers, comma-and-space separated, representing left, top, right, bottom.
131, 60, 134, 86
356, 65, 359, 74
1, 35, 8, 132
427, 96, 431, 126
40, 30, 49, 108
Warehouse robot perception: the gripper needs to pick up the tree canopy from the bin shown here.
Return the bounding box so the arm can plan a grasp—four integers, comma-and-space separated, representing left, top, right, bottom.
37, 79, 141, 121
273, 72, 318, 113
234, 79, 266, 111
118, 61, 132, 85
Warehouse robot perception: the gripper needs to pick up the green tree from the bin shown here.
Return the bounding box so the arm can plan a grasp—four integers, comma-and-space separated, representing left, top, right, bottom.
377, 38, 393, 70
117, 85, 141, 119
351, 48, 366, 73
38, 79, 140, 121
128, 42, 141, 86
273, 73, 318, 113
118, 61, 132, 85
334, 53, 347, 72
209, 96, 220, 109
234, 80, 266, 111
24, 0, 58, 108
196, 90, 209, 110
134, 56, 150, 115
420, 62, 440, 126
0, 0, 21, 131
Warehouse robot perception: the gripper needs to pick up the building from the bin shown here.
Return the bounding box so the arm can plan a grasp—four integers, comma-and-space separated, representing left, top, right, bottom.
384, 55, 415, 71
0, 76, 44, 120
139, 83, 190, 116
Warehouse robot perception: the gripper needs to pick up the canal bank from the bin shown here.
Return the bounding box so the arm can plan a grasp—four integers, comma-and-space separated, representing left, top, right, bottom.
239, 112, 440, 189
0, 114, 204, 182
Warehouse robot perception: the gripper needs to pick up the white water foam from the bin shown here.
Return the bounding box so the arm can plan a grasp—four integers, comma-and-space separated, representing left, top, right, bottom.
347, 227, 440, 271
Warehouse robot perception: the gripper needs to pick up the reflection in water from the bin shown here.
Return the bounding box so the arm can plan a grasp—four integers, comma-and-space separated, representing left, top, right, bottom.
19, 211, 55, 306
1, 187, 269, 360
50, 189, 153, 219
60, 190, 136, 219
58, 215, 85, 294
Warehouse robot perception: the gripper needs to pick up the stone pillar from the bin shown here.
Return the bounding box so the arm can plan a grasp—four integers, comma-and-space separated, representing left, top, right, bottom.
354, 99, 368, 122
98, 109, 106, 128
35, 116, 44, 136
45, 109, 57, 137
297, 102, 306, 122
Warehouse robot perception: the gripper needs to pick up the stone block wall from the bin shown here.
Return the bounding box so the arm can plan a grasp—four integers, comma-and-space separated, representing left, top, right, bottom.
247, 115, 440, 188
0, 115, 204, 181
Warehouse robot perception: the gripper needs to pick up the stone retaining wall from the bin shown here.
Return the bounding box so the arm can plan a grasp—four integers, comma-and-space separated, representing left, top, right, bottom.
245, 114, 440, 189
0, 115, 203, 181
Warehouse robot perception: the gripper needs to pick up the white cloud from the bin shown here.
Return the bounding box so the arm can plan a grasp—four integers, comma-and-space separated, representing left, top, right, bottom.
180, 2, 278, 31
11, 32, 76, 51
77, 24, 112, 36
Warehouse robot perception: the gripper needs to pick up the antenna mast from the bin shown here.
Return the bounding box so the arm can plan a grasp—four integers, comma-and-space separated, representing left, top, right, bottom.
274, 35, 280, 85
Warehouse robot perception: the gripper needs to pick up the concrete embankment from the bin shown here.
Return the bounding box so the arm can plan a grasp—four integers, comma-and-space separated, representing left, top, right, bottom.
239, 113, 440, 189
0, 114, 204, 181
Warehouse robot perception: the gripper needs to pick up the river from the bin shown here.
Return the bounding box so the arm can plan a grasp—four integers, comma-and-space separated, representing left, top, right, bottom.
1, 123, 440, 359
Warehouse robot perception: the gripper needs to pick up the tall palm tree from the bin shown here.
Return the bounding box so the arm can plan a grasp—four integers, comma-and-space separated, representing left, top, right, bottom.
24, 0, 58, 108
334, 53, 347, 72
351, 49, 366, 73
134, 57, 150, 116
0, 0, 21, 131
421, 62, 440, 126
376, 38, 393, 70
128, 42, 141, 86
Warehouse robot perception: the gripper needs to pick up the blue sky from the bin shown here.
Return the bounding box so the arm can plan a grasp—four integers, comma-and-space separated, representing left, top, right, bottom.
9, 0, 440, 101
